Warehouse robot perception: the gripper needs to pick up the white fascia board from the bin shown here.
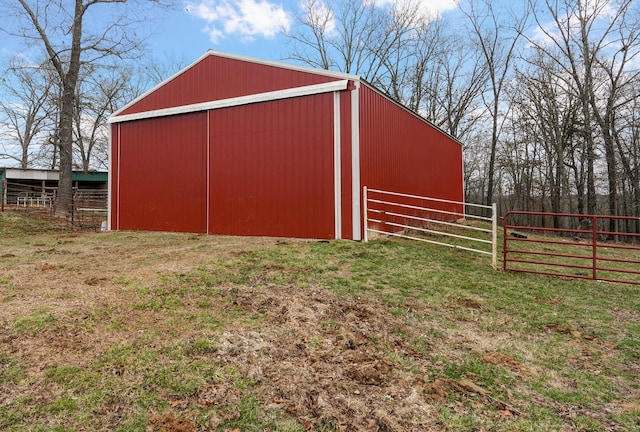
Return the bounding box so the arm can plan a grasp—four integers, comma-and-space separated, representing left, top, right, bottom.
208, 50, 360, 82
109, 80, 350, 124
5, 168, 59, 181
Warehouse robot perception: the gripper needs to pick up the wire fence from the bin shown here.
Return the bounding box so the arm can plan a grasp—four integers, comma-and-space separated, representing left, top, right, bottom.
2, 179, 107, 230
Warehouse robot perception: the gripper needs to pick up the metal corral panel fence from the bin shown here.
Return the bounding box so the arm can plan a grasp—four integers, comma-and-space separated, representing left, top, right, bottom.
1, 179, 107, 229
363, 187, 498, 269
503, 211, 640, 285
2, 180, 56, 209
72, 189, 108, 229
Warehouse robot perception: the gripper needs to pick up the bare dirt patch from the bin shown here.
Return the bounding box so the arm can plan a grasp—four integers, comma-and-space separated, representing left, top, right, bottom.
212, 283, 439, 430
1, 227, 445, 430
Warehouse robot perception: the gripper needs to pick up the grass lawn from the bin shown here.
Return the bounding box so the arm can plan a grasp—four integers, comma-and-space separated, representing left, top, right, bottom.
0, 211, 638, 431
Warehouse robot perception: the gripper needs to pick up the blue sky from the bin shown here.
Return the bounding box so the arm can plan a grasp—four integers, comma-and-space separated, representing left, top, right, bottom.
0, 0, 458, 167
0, 0, 465, 74
150, 0, 292, 63
150, 0, 459, 64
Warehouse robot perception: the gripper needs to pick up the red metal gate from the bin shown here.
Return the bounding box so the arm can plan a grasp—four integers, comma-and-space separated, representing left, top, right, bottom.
503, 211, 640, 285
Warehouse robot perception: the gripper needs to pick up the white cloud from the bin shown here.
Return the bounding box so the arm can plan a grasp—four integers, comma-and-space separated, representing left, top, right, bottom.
528, 0, 621, 49
300, 0, 337, 37
528, 21, 560, 48
186, 0, 292, 43
370, 0, 458, 21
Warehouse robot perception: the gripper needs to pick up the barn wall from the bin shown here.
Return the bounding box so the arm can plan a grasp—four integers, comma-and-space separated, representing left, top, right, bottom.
120, 55, 341, 116
109, 53, 465, 240
208, 94, 335, 239
358, 85, 464, 232
114, 113, 208, 232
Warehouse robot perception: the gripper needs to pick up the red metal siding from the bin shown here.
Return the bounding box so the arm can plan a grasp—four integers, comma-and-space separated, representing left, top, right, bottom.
208, 94, 335, 238
121, 55, 340, 116
359, 85, 464, 227
116, 113, 208, 232
110, 54, 464, 240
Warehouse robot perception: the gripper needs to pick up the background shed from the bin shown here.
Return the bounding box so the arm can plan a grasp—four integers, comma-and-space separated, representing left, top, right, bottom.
108, 51, 463, 240
1, 168, 107, 207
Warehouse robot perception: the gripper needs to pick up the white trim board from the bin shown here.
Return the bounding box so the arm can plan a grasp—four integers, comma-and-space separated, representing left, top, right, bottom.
351, 82, 361, 241
110, 80, 350, 124
206, 113, 211, 235
333, 91, 342, 240
107, 125, 112, 230
208, 50, 359, 82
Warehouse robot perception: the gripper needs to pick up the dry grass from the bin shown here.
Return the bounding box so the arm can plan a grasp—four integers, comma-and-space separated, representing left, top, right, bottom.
1, 211, 639, 431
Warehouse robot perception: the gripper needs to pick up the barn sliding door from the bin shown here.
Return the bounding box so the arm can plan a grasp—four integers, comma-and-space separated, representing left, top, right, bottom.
116, 112, 208, 232
208, 94, 335, 238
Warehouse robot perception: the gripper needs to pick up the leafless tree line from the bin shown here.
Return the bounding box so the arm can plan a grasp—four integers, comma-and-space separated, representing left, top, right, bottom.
1, 59, 123, 171
287, 0, 640, 227
0, 0, 175, 215
2, 0, 638, 226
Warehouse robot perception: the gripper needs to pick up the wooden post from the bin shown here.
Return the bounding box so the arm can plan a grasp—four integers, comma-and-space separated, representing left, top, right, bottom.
363, 186, 369, 242
492, 202, 498, 270
592, 215, 598, 280
1, 179, 6, 212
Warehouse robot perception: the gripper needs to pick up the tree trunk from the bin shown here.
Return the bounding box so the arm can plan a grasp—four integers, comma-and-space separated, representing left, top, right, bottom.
485, 99, 499, 214
55, 0, 84, 217
56, 100, 74, 216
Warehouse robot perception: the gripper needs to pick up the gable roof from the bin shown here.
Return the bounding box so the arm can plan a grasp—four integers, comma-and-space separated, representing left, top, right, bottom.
108, 50, 461, 146
110, 50, 359, 120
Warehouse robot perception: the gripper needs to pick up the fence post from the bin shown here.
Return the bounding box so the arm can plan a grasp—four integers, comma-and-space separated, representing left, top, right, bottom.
1, 179, 6, 212
492, 203, 497, 270
503, 212, 508, 271
70, 191, 74, 226
363, 186, 369, 243
592, 215, 598, 280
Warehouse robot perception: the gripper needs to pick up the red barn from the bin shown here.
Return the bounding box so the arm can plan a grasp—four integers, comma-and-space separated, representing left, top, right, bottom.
108, 51, 463, 240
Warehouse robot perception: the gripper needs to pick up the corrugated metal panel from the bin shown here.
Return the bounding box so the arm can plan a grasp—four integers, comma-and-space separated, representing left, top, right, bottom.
116, 113, 207, 232
208, 94, 335, 239
72, 172, 108, 181
121, 55, 340, 116
359, 85, 464, 224
110, 53, 464, 240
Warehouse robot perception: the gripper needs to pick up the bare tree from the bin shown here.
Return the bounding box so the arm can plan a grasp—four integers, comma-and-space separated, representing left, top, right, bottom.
143, 52, 190, 85
460, 0, 529, 209
611, 77, 640, 226
509, 52, 582, 227
286, 0, 487, 143
418, 30, 488, 140
73, 66, 131, 172
286, 0, 386, 76
524, 0, 640, 230
8, 0, 154, 215
0, 59, 54, 168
